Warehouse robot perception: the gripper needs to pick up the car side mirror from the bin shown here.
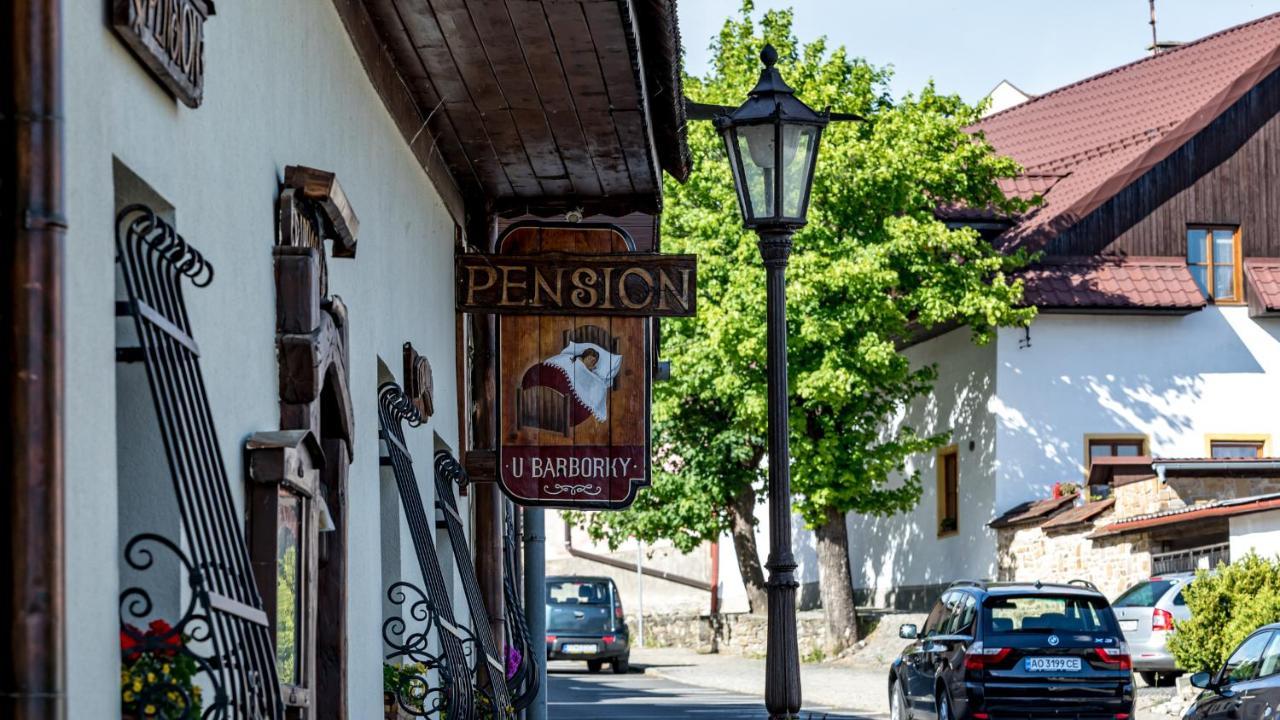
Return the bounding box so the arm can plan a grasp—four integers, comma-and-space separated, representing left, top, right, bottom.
1190, 671, 1214, 690
899, 623, 919, 640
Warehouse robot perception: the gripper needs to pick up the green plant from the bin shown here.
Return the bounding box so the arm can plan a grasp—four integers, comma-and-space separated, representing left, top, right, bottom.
801, 646, 827, 664
571, 0, 1035, 649
120, 620, 204, 719
1168, 553, 1280, 672
383, 661, 428, 713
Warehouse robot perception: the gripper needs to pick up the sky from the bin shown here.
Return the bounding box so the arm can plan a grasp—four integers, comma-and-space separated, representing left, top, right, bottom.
678, 0, 1278, 104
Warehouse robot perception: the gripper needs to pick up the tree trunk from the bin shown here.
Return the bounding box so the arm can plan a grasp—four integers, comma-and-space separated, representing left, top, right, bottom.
728, 484, 768, 614
816, 507, 859, 654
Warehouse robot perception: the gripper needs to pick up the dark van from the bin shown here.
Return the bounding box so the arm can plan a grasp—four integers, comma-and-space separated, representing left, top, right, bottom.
545, 575, 630, 673
889, 580, 1134, 719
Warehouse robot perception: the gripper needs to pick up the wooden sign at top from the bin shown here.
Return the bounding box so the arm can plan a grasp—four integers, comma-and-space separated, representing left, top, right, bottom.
112, 0, 215, 108
457, 252, 697, 317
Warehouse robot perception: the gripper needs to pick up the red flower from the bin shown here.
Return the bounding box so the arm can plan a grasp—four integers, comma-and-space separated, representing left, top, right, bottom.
146, 619, 182, 656
121, 624, 144, 663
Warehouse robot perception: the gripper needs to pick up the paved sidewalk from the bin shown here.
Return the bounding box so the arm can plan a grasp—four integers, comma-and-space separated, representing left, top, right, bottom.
630, 646, 1177, 720
630, 647, 890, 717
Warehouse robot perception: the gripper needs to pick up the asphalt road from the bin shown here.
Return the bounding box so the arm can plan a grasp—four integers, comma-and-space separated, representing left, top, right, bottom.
547, 661, 883, 719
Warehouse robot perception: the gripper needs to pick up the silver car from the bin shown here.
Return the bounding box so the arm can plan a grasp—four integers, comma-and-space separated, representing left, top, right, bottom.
1112, 573, 1194, 685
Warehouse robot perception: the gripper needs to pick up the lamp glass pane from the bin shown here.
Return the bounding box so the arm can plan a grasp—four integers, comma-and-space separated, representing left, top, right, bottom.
722, 131, 749, 222
782, 125, 818, 218
276, 489, 301, 685
736, 126, 775, 218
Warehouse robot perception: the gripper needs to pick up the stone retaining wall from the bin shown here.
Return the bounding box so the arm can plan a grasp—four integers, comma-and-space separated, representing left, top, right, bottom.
630, 611, 831, 659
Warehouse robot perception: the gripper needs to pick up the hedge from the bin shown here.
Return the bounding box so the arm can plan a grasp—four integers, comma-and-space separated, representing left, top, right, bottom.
1167, 553, 1280, 673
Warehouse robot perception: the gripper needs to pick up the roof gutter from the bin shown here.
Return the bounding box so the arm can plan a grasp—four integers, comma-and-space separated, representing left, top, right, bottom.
1153, 460, 1280, 472
562, 520, 712, 592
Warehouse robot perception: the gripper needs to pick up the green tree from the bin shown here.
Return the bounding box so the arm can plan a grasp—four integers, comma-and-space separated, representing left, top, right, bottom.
575, 2, 1033, 647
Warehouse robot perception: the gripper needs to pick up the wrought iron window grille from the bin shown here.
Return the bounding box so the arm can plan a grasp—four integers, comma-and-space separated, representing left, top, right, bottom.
115, 205, 284, 720
378, 382, 514, 719
503, 515, 539, 711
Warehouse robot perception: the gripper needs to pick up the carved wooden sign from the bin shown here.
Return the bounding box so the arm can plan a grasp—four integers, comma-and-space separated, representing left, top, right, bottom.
496, 225, 652, 509
112, 0, 215, 108
403, 342, 434, 420
457, 253, 696, 317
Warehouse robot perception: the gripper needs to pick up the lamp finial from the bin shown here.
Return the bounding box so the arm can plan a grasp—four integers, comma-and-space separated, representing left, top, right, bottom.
761, 44, 778, 68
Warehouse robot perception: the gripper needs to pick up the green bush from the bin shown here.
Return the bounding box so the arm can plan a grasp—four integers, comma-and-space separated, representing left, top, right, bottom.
1168, 554, 1280, 672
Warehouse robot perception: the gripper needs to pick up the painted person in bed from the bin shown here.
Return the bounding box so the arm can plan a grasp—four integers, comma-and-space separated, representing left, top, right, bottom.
574, 347, 600, 371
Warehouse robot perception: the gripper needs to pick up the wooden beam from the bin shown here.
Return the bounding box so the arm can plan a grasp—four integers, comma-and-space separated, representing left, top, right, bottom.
329, 0, 469, 224
283, 166, 360, 257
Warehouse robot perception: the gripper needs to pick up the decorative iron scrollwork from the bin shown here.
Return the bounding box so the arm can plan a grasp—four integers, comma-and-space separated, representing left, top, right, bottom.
503, 517, 539, 711
383, 582, 450, 717
115, 205, 284, 719
120, 533, 229, 719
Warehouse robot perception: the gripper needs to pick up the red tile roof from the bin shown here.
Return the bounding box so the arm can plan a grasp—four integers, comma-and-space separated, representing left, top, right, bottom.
1245, 258, 1280, 316
989, 493, 1078, 529
1089, 493, 1280, 538
1042, 498, 1115, 531
1018, 257, 1206, 312
971, 13, 1280, 252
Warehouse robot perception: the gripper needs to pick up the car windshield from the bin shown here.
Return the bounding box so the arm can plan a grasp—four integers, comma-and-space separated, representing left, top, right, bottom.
547, 580, 611, 605
1113, 579, 1176, 608
984, 594, 1115, 634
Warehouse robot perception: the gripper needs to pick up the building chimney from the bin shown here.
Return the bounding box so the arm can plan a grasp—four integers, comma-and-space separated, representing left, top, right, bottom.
1148, 0, 1183, 55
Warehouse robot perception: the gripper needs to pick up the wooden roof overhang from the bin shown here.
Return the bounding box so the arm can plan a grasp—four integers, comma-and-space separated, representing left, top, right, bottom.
334, 0, 690, 235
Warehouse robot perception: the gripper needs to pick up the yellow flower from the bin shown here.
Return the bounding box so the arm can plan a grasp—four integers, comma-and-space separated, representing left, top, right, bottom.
146, 672, 156, 683
144, 705, 156, 715
123, 691, 135, 702
132, 680, 142, 692
161, 663, 170, 675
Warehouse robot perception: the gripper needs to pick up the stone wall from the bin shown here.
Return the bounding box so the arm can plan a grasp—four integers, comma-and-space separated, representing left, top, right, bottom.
1114, 475, 1280, 518
632, 611, 830, 659
996, 518, 1155, 597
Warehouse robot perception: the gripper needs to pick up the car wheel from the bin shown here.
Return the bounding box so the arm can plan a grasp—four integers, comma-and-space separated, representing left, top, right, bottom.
1139, 671, 1158, 687
890, 679, 909, 720
936, 685, 954, 720
587, 660, 603, 673
611, 655, 630, 674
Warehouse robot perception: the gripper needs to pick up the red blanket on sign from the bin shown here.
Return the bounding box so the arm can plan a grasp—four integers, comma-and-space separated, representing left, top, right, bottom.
521, 363, 595, 427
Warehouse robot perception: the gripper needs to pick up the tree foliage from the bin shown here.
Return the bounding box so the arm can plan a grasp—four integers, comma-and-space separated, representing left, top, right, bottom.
1169, 554, 1280, 673
575, 1, 1033, 548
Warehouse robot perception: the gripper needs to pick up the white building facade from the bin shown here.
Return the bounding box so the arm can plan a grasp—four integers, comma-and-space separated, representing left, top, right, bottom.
848, 15, 1280, 609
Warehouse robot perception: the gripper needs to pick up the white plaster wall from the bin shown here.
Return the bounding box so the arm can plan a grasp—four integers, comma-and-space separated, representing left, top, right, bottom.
845, 328, 1000, 605
1230, 509, 1280, 561
64, 1, 461, 716
993, 308, 1280, 511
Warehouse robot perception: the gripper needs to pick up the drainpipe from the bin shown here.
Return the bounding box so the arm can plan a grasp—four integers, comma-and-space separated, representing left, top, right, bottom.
562, 520, 712, 591
522, 508, 546, 720
1, 1, 67, 719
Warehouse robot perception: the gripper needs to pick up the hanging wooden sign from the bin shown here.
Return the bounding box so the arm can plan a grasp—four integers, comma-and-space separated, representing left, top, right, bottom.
496, 225, 652, 509
457, 253, 697, 317
112, 0, 215, 108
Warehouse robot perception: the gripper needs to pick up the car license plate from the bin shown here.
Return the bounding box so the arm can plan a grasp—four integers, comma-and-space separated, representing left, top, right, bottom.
1120, 619, 1139, 632
1025, 657, 1082, 673
562, 643, 596, 654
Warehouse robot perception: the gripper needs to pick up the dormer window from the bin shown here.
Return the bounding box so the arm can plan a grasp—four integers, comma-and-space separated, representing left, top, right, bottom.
1187, 226, 1242, 303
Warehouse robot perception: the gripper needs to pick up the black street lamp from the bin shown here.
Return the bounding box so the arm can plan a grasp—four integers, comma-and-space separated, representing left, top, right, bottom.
715, 44, 828, 720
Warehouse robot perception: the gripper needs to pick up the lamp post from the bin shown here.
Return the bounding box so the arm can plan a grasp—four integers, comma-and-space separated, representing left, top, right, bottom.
715, 44, 828, 719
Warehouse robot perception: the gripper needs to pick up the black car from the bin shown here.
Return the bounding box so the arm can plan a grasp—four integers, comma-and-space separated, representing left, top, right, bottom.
1182, 622, 1280, 720
888, 580, 1135, 719
545, 575, 630, 673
